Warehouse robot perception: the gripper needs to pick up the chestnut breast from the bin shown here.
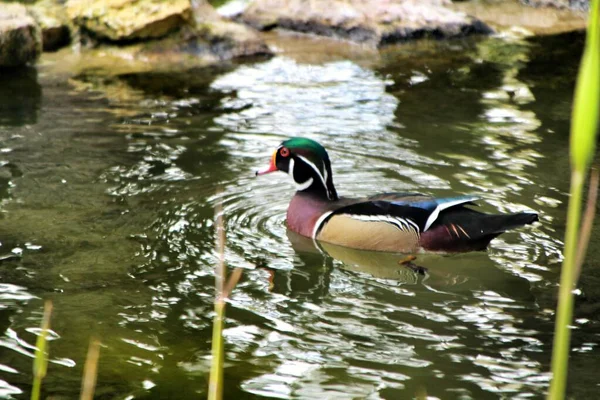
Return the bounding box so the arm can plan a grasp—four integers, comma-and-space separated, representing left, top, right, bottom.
286, 193, 333, 238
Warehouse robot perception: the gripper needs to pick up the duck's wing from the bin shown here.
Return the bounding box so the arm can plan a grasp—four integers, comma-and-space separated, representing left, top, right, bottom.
385, 195, 480, 231
313, 195, 478, 252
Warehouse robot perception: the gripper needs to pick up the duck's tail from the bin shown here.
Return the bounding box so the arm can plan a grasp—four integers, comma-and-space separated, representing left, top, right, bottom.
421, 208, 538, 252
477, 212, 539, 235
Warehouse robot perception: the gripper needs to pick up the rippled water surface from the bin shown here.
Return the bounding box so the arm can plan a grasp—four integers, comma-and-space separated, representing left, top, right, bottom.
0, 31, 597, 399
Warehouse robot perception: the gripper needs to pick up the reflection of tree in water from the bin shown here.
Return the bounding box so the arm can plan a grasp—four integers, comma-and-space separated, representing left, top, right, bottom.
470, 31, 600, 400
99, 68, 240, 198
454, 35, 542, 202
517, 31, 582, 192
514, 31, 600, 400
0, 67, 41, 126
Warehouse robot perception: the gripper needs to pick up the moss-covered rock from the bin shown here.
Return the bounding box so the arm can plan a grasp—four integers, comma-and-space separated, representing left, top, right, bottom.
66, 0, 192, 42
29, 0, 71, 51
0, 3, 41, 67
241, 0, 492, 47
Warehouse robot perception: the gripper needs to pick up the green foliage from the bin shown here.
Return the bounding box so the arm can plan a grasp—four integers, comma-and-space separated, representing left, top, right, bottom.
549, 2, 600, 399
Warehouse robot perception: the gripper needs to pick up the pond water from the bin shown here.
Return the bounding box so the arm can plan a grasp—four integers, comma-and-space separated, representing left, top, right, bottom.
0, 30, 597, 399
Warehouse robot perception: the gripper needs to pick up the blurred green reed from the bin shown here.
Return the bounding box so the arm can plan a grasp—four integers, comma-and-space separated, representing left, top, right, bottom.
548, 1, 600, 399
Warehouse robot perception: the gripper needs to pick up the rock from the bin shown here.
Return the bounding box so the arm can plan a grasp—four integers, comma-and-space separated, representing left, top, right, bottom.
66, 0, 192, 42
522, 0, 589, 11
0, 3, 42, 67
51, 21, 271, 84
191, 20, 271, 59
29, 0, 71, 51
38, 0, 270, 103
111, 21, 270, 69
128, 0, 271, 64
569, 0, 590, 10
190, 0, 270, 59
451, 0, 586, 35
240, 0, 492, 47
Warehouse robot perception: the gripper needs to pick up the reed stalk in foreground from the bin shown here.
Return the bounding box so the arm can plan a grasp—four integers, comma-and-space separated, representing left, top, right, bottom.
80, 339, 101, 400
548, 2, 600, 399
31, 301, 52, 400
208, 199, 243, 400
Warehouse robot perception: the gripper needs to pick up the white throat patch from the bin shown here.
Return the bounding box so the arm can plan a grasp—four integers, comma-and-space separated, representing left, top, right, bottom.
296, 155, 334, 199
288, 158, 314, 191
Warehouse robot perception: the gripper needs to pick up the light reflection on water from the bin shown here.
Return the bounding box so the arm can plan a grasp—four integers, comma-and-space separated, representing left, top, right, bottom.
200, 49, 557, 398
0, 32, 596, 399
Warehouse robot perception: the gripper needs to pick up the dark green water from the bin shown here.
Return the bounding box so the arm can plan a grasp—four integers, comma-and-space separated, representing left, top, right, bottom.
0, 31, 596, 399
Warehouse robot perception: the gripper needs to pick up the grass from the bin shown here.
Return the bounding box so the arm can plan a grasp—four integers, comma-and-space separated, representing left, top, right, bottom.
548, 1, 600, 399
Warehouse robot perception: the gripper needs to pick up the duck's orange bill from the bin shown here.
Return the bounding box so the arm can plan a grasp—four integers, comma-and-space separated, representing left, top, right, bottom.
256, 150, 278, 176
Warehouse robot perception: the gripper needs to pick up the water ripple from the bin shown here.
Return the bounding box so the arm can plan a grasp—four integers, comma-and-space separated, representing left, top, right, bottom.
24, 34, 587, 400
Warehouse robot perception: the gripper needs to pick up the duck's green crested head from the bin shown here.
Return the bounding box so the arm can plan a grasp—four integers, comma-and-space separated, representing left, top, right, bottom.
281, 137, 328, 162
256, 137, 338, 201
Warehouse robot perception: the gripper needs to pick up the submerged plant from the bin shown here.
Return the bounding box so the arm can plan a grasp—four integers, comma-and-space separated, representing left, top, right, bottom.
548, 1, 600, 399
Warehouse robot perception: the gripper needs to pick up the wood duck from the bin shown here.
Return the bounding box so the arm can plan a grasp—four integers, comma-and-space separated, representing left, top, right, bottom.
256, 137, 538, 253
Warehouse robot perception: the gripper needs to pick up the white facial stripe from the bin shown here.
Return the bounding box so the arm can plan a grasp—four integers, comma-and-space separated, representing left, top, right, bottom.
296, 155, 329, 195
288, 157, 295, 178
288, 158, 314, 191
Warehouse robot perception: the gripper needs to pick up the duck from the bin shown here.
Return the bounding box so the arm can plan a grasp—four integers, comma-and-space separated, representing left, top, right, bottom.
255, 137, 538, 253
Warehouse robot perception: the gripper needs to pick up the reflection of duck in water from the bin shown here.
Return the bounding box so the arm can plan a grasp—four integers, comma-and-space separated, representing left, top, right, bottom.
287, 229, 421, 283
256, 137, 538, 254
286, 229, 534, 298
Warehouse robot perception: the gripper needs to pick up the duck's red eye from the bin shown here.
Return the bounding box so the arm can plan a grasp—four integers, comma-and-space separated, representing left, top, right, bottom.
280, 147, 290, 157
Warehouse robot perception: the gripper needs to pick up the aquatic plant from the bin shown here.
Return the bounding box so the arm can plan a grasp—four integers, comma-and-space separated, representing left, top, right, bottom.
208, 200, 243, 400
31, 301, 52, 400
80, 339, 101, 400
548, 1, 600, 399
31, 302, 100, 400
